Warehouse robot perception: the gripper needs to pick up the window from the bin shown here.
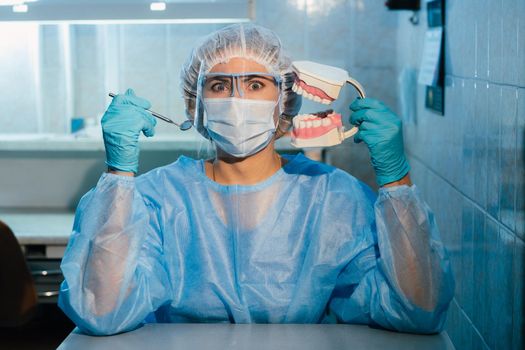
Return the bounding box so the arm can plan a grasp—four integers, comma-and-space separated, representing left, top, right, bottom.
0, 22, 240, 135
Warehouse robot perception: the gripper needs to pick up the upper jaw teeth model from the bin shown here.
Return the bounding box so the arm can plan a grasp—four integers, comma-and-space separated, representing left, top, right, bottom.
290, 60, 366, 148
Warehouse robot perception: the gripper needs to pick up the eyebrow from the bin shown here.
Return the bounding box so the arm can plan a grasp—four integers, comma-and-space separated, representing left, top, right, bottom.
240, 75, 276, 84
206, 76, 231, 83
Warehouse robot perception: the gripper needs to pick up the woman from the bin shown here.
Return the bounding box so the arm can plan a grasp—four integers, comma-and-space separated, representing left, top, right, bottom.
58, 23, 454, 336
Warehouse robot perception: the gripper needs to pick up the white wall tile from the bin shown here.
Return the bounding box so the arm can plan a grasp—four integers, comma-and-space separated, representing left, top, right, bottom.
500, 0, 519, 85
120, 24, 168, 71
255, 0, 307, 60
499, 86, 517, 231
487, 0, 503, 83
351, 0, 398, 69
460, 0, 476, 78
516, 88, 525, 238
518, 0, 525, 87
474, 0, 489, 80
445, 0, 463, 76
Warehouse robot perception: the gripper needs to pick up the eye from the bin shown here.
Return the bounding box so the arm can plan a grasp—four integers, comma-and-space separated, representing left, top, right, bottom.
210, 81, 230, 93
247, 80, 265, 91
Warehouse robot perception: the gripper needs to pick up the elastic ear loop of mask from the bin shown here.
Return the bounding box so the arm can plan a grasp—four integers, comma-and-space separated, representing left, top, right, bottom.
276, 78, 293, 137
272, 90, 283, 133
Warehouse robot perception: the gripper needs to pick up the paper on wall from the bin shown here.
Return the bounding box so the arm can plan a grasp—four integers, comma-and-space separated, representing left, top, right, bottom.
418, 27, 442, 86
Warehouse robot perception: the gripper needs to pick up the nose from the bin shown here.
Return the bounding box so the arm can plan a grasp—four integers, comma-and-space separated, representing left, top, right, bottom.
231, 77, 244, 98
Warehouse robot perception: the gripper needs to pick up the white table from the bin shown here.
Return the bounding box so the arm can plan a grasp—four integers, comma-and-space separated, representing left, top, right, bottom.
57, 323, 455, 350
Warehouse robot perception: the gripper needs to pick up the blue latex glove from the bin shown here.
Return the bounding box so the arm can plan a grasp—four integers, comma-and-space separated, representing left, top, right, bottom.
350, 98, 410, 186
101, 88, 157, 173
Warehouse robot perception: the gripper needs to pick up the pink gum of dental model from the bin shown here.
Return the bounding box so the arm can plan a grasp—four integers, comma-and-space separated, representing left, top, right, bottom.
291, 112, 343, 139
295, 79, 336, 102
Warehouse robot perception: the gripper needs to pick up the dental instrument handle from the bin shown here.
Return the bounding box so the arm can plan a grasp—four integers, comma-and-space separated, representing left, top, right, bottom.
346, 77, 366, 99
108, 92, 180, 127
344, 79, 366, 139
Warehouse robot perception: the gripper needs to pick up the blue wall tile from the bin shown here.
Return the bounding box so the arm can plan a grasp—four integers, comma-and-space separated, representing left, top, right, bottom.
460, 198, 475, 318
459, 309, 473, 350
496, 228, 516, 350
472, 207, 486, 332
486, 83, 501, 220
461, 79, 476, 200
516, 89, 524, 239
473, 82, 488, 208
444, 77, 463, 188
483, 217, 499, 349
499, 87, 518, 232
512, 238, 524, 349
471, 327, 488, 350
445, 299, 461, 347
396, 1, 522, 349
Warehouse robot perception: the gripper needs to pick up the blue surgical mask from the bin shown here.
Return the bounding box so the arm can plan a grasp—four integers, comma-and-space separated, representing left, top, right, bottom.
203, 97, 278, 158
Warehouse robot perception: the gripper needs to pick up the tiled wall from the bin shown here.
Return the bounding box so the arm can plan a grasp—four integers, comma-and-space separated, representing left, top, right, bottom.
393, 1, 524, 349
258, 4, 523, 348
255, 0, 401, 190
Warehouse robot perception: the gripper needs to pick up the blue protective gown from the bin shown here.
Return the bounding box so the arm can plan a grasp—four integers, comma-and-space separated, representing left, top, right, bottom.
58, 153, 454, 336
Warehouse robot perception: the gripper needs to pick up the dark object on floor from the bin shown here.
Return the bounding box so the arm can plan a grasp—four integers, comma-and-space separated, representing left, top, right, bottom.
0, 220, 38, 327
0, 304, 75, 350
0, 221, 74, 349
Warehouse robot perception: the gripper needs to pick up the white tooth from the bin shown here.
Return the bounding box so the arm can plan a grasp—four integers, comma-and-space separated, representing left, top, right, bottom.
306, 121, 313, 128
294, 115, 304, 127
306, 92, 315, 101
322, 118, 332, 126
296, 86, 304, 94
292, 84, 298, 92
313, 119, 322, 127
322, 99, 331, 104
314, 96, 321, 103
299, 121, 306, 128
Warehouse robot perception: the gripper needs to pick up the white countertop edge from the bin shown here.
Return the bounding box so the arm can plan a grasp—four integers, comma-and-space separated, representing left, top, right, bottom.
0, 134, 298, 152
16, 235, 70, 245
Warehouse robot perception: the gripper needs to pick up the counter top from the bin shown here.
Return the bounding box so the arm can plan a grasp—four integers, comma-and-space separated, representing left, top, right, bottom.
57, 323, 455, 350
0, 210, 74, 245
0, 133, 296, 152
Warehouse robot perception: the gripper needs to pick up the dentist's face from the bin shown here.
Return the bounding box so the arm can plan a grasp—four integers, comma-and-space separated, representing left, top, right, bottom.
204, 57, 280, 123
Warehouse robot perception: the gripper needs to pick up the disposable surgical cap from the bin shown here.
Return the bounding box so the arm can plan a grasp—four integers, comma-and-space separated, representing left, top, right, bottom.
180, 23, 302, 139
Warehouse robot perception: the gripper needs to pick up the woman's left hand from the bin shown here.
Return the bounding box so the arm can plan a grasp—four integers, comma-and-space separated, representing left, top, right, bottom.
349, 98, 410, 187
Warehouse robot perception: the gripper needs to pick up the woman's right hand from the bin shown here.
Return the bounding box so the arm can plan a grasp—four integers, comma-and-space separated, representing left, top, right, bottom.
102, 88, 157, 175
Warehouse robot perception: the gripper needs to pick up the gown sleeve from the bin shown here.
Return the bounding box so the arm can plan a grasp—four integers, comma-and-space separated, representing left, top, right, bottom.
58, 172, 172, 336
327, 183, 455, 334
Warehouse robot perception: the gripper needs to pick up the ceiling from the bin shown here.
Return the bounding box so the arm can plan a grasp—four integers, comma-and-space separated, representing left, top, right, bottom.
0, 0, 250, 22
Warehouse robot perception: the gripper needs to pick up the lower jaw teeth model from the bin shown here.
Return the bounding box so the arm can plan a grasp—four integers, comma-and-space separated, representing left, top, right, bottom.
290, 60, 366, 148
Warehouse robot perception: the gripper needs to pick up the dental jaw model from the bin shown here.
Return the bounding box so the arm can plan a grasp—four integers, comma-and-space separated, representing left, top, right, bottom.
290, 61, 366, 148
292, 110, 345, 148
